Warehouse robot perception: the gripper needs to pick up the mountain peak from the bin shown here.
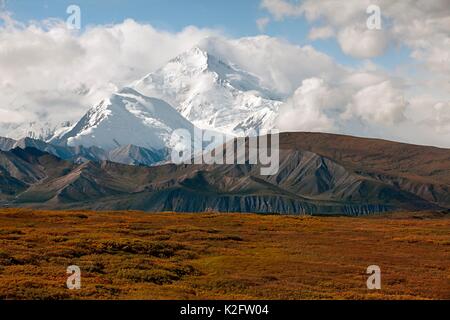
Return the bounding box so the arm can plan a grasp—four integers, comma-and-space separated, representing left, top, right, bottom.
132, 45, 282, 135
53, 88, 196, 151
167, 46, 211, 73
159, 45, 255, 86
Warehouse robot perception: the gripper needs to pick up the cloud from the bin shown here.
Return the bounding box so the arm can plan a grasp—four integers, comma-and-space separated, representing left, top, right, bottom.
260, 0, 303, 20
0, 13, 449, 148
256, 17, 271, 32
261, 1, 450, 148
337, 26, 388, 59
198, 36, 345, 96
0, 108, 25, 123
422, 101, 450, 134
275, 75, 450, 147
0, 15, 347, 137
199, 36, 423, 143
261, 0, 450, 69
394, 13, 450, 74
264, 0, 389, 59
344, 80, 407, 125
0, 17, 218, 136
308, 26, 334, 40
0, 16, 346, 133
275, 78, 337, 132
275, 75, 398, 134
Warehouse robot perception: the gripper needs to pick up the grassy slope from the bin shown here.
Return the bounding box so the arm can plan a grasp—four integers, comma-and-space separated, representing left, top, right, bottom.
0, 209, 448, 300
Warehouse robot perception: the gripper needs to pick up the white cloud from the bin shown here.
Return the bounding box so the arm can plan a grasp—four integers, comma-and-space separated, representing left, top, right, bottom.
0, 17, 218, 134
261, 1, 450, 148
344, 80, 407, 125
423, 101, 450, 134
308, 26, 334, 40
395, 14, 450, 74
276, 77, 409, 134
198, 36, 345, 96
256, 17, 271, 32
0, 108, 25, 123
261, 0, 450, 72
260, 0, 389, 59
260, 0, 303, 20
337, 26, 388, 59
276, 78, 337, 132
0, 15, 347, 137
275, 75, 450, 148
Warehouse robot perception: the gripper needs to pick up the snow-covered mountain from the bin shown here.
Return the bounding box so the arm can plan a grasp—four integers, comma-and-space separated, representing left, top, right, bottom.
2, 45, 284, 164
0, 121, 73, 141
132, 47, 282, 136
50, 87, 197, 151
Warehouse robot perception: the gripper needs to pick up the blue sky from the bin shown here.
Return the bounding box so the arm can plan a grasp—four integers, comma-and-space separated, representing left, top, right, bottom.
4, 0, 411, 69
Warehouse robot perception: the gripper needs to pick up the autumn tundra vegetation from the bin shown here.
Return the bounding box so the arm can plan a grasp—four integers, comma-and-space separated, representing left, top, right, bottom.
0, 209, 448, 300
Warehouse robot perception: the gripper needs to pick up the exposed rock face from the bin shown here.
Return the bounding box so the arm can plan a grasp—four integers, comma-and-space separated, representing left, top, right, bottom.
0, 137, 16, 151
0, 132, 449, 215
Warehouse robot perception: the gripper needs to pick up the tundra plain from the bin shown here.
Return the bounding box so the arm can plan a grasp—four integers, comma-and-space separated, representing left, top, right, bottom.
0, 209, 448, 300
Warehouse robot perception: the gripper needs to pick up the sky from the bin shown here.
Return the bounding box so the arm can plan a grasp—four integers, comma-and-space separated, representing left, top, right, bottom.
0, 0, 449, 147
3, 0, 412, 68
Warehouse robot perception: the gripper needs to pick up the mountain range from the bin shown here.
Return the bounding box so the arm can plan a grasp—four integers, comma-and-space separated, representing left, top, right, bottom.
0, 135, 167, 166
0, 132, 449, 215
3, 46, 282, 154
0, 45, 449, 215
1, 46, 286, 167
